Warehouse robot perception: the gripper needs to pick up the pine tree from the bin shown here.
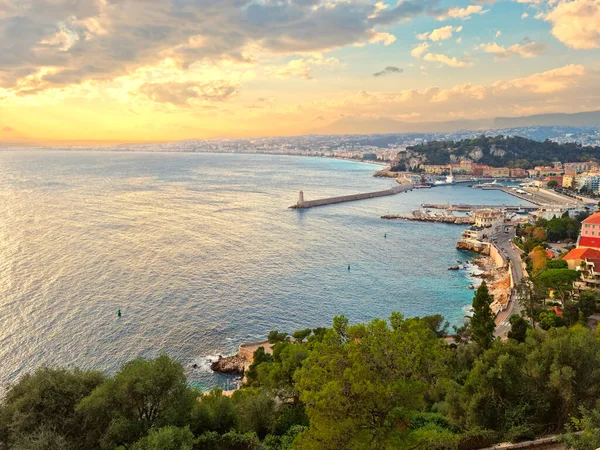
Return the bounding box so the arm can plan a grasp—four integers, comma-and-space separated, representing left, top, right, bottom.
471, 281, 496, 349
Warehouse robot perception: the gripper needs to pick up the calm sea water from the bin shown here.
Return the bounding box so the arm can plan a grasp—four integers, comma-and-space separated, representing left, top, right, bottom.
0, 151, 530, 389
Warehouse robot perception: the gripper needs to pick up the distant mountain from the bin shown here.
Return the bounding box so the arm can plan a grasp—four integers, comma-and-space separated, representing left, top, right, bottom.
493, 110, 600, 129
311, 110, 600, 135
310, 117, 493, 134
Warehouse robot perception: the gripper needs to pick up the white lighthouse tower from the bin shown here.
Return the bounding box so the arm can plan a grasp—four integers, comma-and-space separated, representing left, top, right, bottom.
297, 190, 304, 208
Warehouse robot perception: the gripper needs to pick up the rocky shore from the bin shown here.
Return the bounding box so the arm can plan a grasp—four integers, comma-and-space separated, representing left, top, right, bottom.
210, 355, 247, 374
373, 168, 401, 178
456, 241, 490, 255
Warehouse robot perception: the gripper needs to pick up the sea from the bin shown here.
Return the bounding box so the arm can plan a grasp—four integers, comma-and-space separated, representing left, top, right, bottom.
0, 151, 532, 390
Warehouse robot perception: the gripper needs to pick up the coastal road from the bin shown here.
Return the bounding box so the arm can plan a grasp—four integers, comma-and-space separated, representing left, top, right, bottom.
493, 230, 525, 338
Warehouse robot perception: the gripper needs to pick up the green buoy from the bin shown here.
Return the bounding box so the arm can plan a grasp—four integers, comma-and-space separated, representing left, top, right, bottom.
384, 233, 387, 238
348, 264, 351, 271
117, 309, 121, 318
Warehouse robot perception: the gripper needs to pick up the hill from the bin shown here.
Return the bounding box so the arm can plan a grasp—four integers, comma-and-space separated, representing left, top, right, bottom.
312, 110, 600, 135
395, 135, 600, 170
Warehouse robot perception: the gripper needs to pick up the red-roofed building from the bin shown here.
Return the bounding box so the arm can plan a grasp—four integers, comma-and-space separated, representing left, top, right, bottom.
578, 213, 600, 250
562, 247, 600, 269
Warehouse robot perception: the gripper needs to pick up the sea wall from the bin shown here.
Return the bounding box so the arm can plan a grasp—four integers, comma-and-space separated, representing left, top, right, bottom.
489, 243, 508, 269
293, 181, 413, 209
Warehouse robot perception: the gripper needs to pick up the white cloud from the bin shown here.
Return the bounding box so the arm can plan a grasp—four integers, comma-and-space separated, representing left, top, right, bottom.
477, 40, 546, 58
437, 5, 488, 20
423, 53, 473, 67
496, 30, 502, 37
411, 42, 430, 58
544, 0, 600, 49
417, 25, 462, 41
266, 57, 340, 80
521, 12, 529, 18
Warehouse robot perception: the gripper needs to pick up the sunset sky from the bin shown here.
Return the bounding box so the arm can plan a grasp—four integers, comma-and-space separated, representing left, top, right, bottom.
1, 0, 599, 144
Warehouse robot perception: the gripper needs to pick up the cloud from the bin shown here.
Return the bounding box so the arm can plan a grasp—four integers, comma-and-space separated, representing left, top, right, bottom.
493, 64, 585, 93
411, 42, 430, 58
417, 25, 463, 41
2, 126, 14, 132
423, 53, 473, 67
477, 39, 546, 58
373, 66, 403, 77
0, 0, 441, 95
522, 12, 529, 18
139, 81, 239, 106
266, 57, 340, 80
544, 0, 600, 49
437, 5, 488, 20
496, 30, 501, 38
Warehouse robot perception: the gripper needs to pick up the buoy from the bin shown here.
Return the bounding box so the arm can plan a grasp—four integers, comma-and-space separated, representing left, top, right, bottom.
348, 265, 351, 271
384, 233, 387, 238
117, 309, 121, 318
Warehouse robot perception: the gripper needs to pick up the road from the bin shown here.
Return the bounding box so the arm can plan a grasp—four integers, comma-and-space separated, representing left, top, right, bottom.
493, 230, 525, 338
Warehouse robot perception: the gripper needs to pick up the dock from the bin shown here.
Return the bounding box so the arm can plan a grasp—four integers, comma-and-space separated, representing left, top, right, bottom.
421, 203, 538, 212
291, 179, 414, 209
382, 211, 475, 225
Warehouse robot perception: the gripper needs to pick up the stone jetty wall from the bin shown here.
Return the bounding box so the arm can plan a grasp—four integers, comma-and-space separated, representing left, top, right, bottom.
383, 214, 474, 225
292, 181, 413, 209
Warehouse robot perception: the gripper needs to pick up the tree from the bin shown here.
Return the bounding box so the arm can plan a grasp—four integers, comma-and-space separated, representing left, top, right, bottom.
470, 282, 496, 350
294, 314, 450, 449
559, 409, 600, 450
0, 367, 105, 450
268, 330, 289, 344
538, 269, 580, 307
292, 329, 312, 343
507, 315, 530, 343
529, 246, 548, 275
131, 426, 194, 450
547, 180, 558, 188
577, 290, 599, 319
517, 278, 545, 327
532, 227, 547, 241
77, 355, 195, 449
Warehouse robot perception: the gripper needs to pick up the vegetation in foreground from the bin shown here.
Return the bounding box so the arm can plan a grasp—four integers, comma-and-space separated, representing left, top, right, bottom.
2, 285, 600, 450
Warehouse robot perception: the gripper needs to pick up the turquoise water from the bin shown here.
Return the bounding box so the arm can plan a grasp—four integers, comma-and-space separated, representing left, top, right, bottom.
0, 152, 530, 389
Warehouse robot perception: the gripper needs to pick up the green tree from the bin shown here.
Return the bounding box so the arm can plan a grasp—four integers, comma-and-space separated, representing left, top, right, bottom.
191, 389, 236, 435
507, 315, 530, 343
559, 409, 600, 450
292, 329, 312, 343
195, 430, 260, 450
578, 290, 599, 319
547, 180, 558, 188
470, 282, 496, 350
230, 388, 277, 439
131, 426, 194, 450
77, 355, 195, 449
294, 313, 450, 449
538, 269, 580, 307
268, 330, 289, 344
0, 367, 105, 450
517, 278, 545, 327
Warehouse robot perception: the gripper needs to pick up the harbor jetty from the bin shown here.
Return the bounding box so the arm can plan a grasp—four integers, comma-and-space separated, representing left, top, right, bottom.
422, 203, 538, 212
291, 178, 413, 209
382, 210, 475, 225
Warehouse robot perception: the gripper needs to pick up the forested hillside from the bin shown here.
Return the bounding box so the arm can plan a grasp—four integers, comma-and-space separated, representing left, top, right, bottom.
2, 302, 600, 450
399, 136, 600, 169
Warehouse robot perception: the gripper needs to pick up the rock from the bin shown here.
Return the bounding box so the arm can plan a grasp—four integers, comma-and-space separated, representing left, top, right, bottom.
457, 260, 463, 264
468, 285, 475, 290
448, 265, 460, 270
192, 363, 198, 369
210, 355, 247, 375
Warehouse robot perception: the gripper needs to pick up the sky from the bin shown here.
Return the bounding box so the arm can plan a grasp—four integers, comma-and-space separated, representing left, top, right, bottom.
0, 0, 599, 144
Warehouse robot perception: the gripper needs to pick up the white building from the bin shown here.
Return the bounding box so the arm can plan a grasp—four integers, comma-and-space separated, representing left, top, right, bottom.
474, 209, 505, 235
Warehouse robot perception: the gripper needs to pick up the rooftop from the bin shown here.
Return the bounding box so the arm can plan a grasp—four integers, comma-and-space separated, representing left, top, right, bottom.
562, 247, 600, 260
583, 212, 600, 225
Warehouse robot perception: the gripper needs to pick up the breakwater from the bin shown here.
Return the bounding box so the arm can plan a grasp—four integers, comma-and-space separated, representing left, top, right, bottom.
382, 213, 474, 225
291, 179, 413, 209
422, 203, 537, 212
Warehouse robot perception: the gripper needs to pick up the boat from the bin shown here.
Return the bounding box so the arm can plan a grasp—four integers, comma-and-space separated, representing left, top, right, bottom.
434, 175, 456, 186
472, 180, 504, 189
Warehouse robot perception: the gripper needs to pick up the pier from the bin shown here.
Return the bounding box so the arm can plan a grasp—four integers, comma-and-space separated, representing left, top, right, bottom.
291, 179, 413, 209
382, 211, 475, 225
422, 203, 538, 212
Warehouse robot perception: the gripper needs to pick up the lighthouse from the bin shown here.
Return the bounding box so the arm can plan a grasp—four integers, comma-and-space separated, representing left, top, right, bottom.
297, 190, 304, 208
